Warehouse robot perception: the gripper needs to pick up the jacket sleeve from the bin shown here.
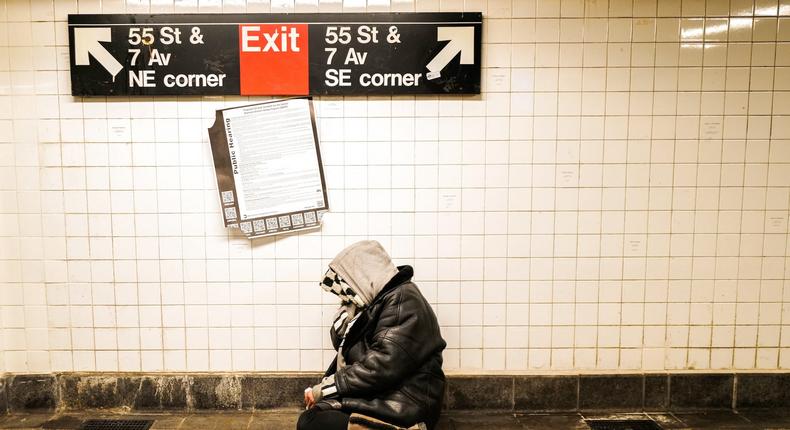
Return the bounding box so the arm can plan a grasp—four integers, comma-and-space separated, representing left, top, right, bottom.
333, 285, 444, 397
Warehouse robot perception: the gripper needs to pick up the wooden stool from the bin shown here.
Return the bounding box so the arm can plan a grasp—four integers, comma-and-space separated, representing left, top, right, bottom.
348, 413, 426, 430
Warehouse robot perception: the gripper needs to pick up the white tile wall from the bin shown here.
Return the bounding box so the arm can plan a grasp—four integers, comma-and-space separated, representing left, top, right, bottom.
1, 0, 790, 373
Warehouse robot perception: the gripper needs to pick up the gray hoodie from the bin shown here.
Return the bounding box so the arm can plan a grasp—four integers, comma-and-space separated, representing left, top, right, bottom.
328, 240, 399, 307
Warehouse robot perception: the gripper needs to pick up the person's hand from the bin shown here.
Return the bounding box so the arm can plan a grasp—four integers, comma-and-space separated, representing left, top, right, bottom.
304, 387, 315, 409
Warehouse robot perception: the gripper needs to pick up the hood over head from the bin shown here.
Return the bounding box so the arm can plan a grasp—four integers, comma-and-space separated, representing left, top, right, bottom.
327, 240, 399, 307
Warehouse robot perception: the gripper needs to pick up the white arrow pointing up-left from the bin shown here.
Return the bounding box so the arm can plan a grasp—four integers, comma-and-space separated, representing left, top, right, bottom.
74, 27, 123, 80
426, 26, 475, 80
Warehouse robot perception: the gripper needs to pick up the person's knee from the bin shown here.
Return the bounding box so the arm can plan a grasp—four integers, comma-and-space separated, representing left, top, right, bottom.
296, 409, 314, 430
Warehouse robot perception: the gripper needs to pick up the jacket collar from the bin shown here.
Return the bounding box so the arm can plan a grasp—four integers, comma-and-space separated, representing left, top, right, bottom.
369, 265, 413, 306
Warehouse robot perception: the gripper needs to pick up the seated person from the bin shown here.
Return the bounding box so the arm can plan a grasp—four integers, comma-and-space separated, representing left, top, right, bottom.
297, 240, 446, 430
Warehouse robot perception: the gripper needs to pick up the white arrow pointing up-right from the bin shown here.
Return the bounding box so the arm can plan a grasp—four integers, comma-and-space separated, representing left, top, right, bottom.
74, 27, 123, 81
425, 26, 475, 80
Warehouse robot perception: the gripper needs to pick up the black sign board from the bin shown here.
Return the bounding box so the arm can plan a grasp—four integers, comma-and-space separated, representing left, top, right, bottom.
67, 13, 482, 96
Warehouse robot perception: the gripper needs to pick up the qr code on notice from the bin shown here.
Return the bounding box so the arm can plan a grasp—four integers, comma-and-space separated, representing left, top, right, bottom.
253, 219, 265, 232
239, 221, 253, 234
224, 207, 237, 220
304, 211, 316, 224
221, 190, 235, 204
291, 213, 304, 226
266, 218, 279, 230
278, 215, 291, 228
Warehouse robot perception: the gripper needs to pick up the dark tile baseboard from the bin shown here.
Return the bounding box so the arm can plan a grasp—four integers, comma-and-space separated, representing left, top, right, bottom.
0, 372, 788, 413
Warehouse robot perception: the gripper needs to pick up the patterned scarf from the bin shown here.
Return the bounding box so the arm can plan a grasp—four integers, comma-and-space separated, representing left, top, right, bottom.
322, 267, 363, 369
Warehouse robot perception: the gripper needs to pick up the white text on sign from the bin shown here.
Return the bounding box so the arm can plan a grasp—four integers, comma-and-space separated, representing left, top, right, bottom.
241, 26, 301, 52
323, 25, 422, 88
125, 26, 226, 88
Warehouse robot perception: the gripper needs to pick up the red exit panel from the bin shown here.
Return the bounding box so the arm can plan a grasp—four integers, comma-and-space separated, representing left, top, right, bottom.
239, 24, 309, 95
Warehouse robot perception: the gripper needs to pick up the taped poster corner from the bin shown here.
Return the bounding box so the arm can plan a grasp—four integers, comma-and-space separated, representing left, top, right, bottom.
208, 96, 329, 239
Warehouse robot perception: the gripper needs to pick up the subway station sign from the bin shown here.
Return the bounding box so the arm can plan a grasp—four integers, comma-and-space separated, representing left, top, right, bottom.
67, 13, 482, 96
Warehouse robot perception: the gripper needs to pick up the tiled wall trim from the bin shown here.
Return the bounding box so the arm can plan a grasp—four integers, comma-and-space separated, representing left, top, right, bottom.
1, 373, 789, 413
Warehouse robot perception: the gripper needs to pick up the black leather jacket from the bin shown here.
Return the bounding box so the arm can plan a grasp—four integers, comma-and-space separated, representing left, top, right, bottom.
323, 265, 446, 429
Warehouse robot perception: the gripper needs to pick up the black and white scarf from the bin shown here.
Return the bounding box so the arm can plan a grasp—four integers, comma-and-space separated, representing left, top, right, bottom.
322, 267, 364, 368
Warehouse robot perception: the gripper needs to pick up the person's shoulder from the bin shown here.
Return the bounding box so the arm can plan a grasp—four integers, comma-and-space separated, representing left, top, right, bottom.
376, 280, 419, 306
399, 281, 422, 296
387, 282, 432, 309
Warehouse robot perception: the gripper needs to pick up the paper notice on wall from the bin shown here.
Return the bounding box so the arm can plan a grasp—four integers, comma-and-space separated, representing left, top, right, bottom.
208, 97, 328, 238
